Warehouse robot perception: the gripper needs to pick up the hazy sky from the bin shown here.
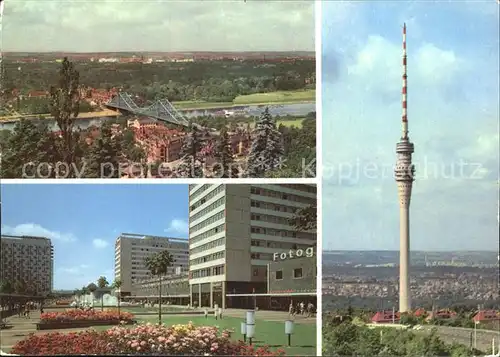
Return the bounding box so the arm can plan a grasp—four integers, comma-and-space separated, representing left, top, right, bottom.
2, 0, 314, 52
1, 184, 189, 290
322, 2, 499, 251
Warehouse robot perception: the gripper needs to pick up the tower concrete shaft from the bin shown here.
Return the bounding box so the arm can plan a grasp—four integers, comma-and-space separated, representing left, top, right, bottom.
395, 23, 415, 313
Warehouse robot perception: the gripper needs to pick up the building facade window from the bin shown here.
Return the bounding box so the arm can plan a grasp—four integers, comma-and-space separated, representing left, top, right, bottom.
293, 268, 303, 279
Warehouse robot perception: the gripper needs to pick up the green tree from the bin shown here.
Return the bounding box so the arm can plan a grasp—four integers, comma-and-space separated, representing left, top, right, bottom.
49, 57, 81, 177
273, 117, 316, 178
120, 128, 145, 163
87, 283, 97, 294
144, 250, 175, 324
96, 276, 109, 310
246, 108, 284, 177
97, 276, 109, 289
176, 125, 205, 178
111, 279, 123, 316
14, 280, 26, 295
289, 204, 317, 230
322, 317, 477, 357
213, 127, 239, 178
0, 280, 13, 294
0, 120, 59, 178
399, 313, 419, 327
83, 122, 121, 178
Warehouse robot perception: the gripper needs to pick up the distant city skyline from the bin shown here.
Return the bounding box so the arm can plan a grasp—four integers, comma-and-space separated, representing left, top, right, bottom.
1, 184, 189, 290
2, 1, 314, 52
322, 2, 499, 251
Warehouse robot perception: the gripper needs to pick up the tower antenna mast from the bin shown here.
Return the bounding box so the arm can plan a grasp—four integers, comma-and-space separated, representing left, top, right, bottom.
402, 23, 408, 139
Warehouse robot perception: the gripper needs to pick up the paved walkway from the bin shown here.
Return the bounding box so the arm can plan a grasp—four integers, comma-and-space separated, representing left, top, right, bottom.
1, 313, 40, 351
0, 312, 97, 351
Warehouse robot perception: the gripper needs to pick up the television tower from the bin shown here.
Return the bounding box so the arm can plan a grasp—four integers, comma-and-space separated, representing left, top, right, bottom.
395, 23, 415, 313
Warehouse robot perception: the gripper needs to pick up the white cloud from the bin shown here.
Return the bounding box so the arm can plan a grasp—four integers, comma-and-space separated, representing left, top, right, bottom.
3, 1, 314, 52
347, 35, 462, 93
165, 219, 189, 236
92, 239, 109, 249
58, 264, 89, 275
1, 223, 77, 242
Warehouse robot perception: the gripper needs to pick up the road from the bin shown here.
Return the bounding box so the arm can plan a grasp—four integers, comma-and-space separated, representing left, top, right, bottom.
420, 325, 499, 352
367, 323, 499, 352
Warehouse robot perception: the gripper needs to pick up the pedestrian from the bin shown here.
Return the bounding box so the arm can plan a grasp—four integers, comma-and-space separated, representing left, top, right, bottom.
24, 305, 30, 319
40, 303, 44, 314
307, 302, 314, 317
289, 302, 294, 316
300, 302, 305, 315
17, 304, 22, 317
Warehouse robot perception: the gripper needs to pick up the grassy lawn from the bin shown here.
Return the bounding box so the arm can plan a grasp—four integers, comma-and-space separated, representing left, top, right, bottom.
233, 90, 315, 105
138, 315, 316, 356
173, 89, 315, 111
172, 101, 234, 110
277, 119, 305, 128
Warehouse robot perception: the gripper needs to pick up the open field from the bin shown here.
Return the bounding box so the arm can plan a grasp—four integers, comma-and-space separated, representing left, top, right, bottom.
276, 119, 305, 128
232, 89, 315, 105
173, 89, 315, 110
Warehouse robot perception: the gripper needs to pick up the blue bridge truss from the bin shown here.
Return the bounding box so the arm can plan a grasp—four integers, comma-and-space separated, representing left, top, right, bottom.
106, 92, 190, 127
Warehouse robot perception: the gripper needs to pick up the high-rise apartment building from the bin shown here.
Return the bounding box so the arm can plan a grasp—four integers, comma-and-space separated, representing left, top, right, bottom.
188, 184, 317, 308
0, 235, 54, 295
114, 233, 189, 295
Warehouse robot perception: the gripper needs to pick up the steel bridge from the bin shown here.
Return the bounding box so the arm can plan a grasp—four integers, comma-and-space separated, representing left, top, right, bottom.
105, 92, 190, 127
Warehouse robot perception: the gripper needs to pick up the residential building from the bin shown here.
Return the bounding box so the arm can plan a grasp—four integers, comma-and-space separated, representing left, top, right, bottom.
128, 120, 186, 163
0, 235, 54, 295
473, 310, 500, 323
371, 311, 400, 324
188, 184, 317, 309
114, 233, 189, 295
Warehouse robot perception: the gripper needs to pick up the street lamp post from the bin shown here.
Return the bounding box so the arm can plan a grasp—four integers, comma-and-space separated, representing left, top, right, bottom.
285, 320, 294, 347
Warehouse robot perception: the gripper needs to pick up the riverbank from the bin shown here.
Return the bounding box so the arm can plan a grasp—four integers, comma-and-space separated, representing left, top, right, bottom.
173, 89, 316, 111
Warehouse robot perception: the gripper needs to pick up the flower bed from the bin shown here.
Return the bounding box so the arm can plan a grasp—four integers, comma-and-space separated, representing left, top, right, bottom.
12, 322, 286, 356
40, 309, 134, 323
37, 309, 135, 330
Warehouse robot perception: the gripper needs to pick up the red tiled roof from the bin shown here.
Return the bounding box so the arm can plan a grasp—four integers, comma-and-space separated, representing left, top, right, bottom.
473, 310, 500, 322
372, 311, 400, 323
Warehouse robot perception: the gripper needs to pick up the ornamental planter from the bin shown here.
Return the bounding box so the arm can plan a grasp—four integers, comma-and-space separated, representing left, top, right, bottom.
36, 319, 136, 330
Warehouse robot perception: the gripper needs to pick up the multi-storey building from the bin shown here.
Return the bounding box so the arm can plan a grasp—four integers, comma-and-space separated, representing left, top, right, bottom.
188, 184, 317, 308
0, 235, 54, 295
130, 273, 190, 305
114, 233, 189, 295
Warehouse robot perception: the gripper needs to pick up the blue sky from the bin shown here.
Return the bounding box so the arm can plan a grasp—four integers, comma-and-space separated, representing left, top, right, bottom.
1, 184, 189, 290
322, 2, 499, 251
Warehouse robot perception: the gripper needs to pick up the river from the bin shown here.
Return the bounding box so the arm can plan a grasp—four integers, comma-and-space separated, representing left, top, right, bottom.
0, 102, 315, 131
